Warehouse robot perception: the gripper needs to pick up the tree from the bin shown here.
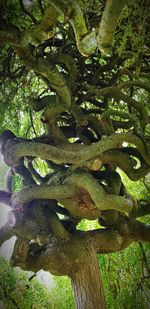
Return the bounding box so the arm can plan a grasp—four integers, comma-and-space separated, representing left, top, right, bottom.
0, 0, 150, 308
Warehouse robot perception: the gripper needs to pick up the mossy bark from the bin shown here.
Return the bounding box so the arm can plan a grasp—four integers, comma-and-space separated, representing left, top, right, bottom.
97, 0, 126, 54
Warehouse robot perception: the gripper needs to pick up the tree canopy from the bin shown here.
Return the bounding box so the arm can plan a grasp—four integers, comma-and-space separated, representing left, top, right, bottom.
0, 1, 150, 308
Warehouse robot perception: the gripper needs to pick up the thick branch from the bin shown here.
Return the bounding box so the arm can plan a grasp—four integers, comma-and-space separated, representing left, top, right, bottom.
67, 172, 133, 213
102, 109, 141, 134
19, 4, 59, 46
47, 53, 77, 86
86, 85, 148, 126
0, 22, 20, 46
3, 132, 150, 168
48, 209, 70, 241
0, 190, 11, 206
5, 168, 14, 192
88, 217, 150, 254
13, 161, 36, 186
15, 50, 71, 108
101, 150, 150, 181
0, 211, 15, 246
10, 237, 30, 268
134, 202, 150, 218
128, 219, 150, 243
118, 80, 150, 93
49, 0, 97, 56
97, 0, 126, 54
0, 23, 71, 108
26, 160, 44, 184
11, 184, 76, 206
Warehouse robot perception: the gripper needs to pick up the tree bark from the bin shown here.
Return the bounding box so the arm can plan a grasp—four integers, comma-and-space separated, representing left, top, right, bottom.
70, 249, 106, 309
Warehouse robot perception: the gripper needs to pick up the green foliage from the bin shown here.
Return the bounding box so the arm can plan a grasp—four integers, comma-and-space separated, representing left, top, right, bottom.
98, 172, 150, 308
99, 242, 150, 309
12, 174, 24, 192
120, 170, 150, 201
77, 218, 100, 230
116, 0, 149, 67
0, 257, 76, 309
0, 257, 52, 309
50, 276, 75, 309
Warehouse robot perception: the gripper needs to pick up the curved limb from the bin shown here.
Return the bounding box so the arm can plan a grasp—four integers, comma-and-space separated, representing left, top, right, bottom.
97, 0, 126, 54
101, 150, 150, 181
0, 190, 11, 206
0, 201, 70, 248
26, 160, 44, 184
130, 201, 150, 219
49, 0, 97, 56
20, 5, 59, 46
5, 168, 14, 192
117, 80, 150, 93
13, 160, 36, 186
47, 53, 77, 86
48, 209, 70, 241
11, 184, 76, 206
67, 172, 133, 213
0, 16, 72, 108
0, 211, 15, 246
19, 54, 71, 109
86, 85, 149, 127
88, 216, 150, 254
101, 109, 141, 134
10, 237, 30, 268
3, 132, 150, 169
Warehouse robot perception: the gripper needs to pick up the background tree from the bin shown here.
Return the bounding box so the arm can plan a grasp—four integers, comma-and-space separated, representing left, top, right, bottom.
0, 1, 150, 308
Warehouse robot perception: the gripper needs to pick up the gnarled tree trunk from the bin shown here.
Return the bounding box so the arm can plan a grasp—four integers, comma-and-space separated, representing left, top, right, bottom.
70, 248, 106, 309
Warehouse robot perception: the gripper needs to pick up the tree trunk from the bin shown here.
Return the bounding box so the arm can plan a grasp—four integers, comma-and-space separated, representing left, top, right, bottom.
70, 249, 106, 309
